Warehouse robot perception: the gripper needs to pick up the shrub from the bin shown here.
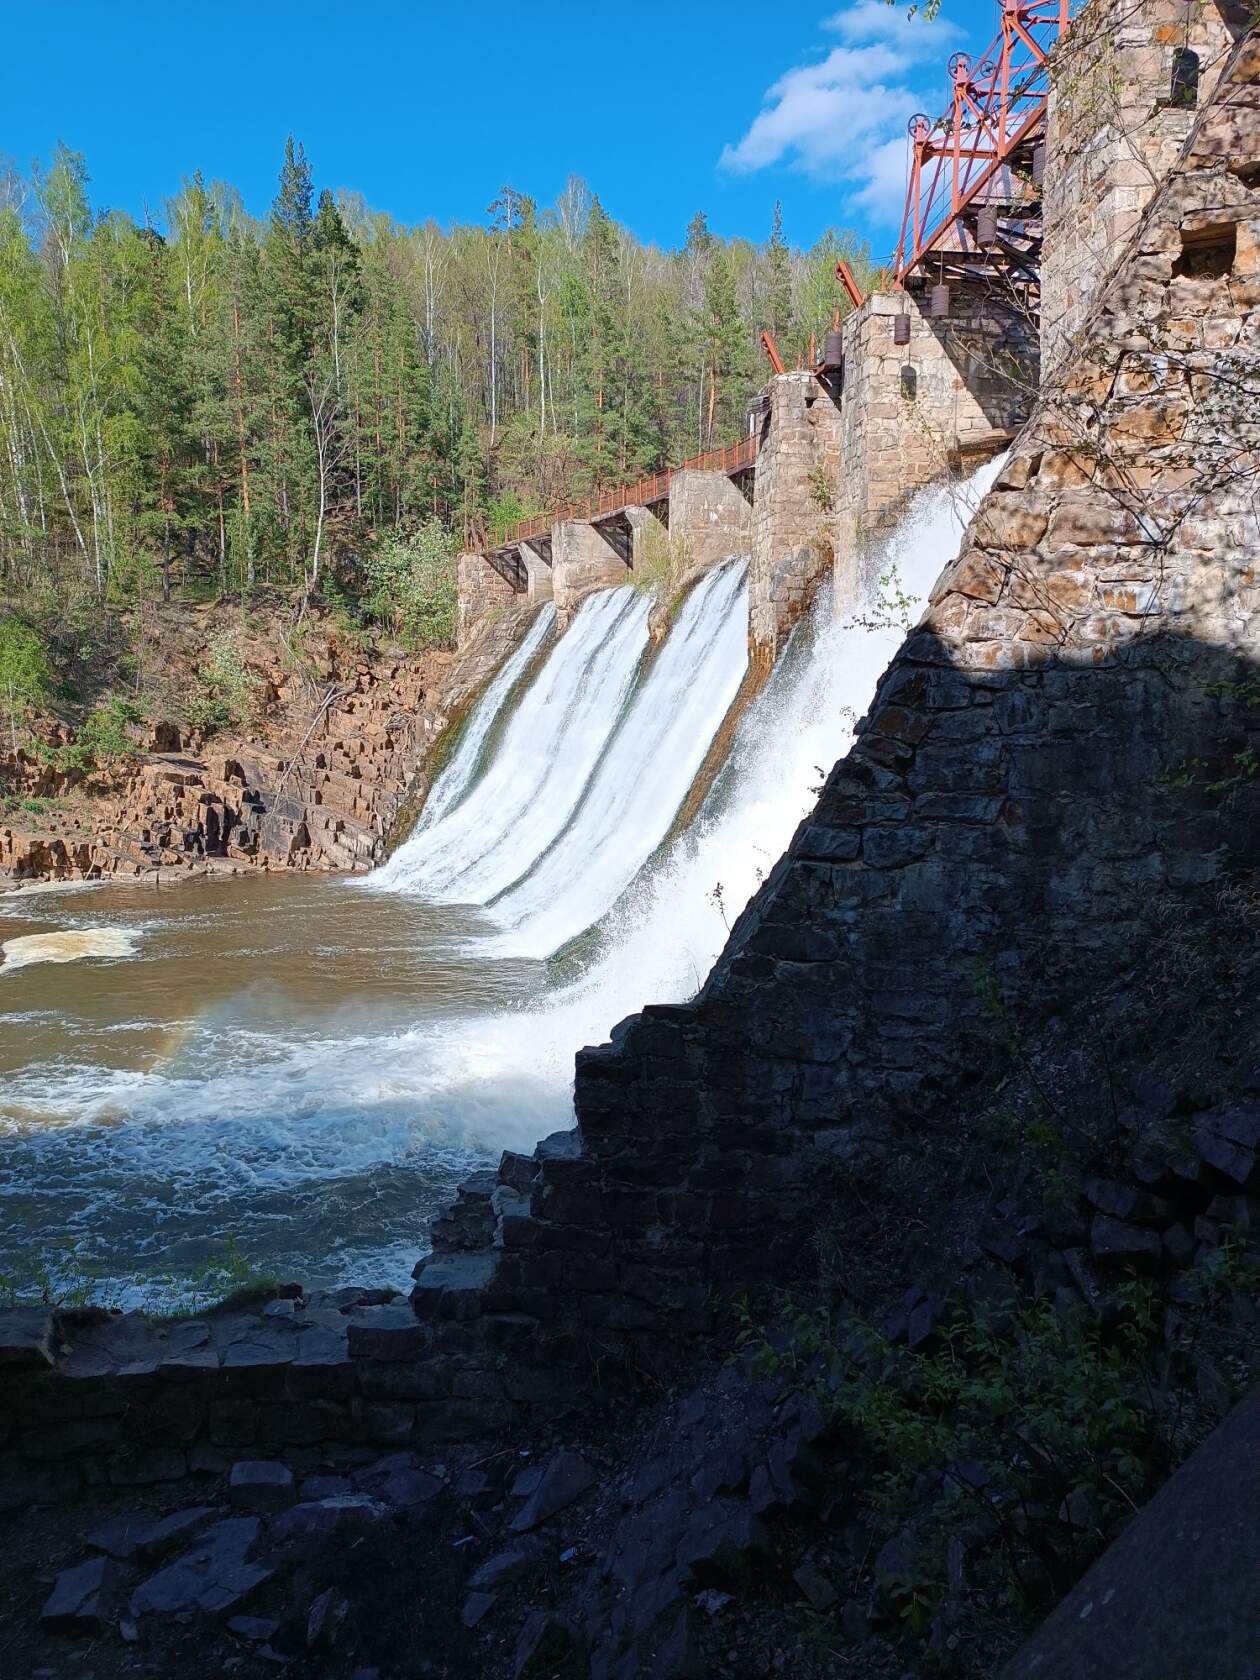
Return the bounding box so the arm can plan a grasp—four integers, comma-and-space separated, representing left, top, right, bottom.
0, 615, 51, 755
361, 520, 458, 648
57, 697, 144, 770
187, 630, 261, 733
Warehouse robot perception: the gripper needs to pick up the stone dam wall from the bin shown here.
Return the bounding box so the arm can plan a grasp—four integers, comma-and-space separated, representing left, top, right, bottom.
409, 18, 1260, 1384
4, 7, 1258, 1491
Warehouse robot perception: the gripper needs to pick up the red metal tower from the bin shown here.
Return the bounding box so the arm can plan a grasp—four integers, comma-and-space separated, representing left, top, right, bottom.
893, 0, 1069, 294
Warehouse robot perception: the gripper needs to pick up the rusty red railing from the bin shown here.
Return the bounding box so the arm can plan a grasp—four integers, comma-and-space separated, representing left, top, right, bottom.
894, 0, 1068, 285
483, 433, 759, 553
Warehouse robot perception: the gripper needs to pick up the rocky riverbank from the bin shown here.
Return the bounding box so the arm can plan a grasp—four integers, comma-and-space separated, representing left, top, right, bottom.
0, 600, 544, 884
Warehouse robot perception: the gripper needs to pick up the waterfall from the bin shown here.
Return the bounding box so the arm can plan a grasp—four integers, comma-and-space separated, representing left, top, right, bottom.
419, 603, 555, 829
370, 586, 650, 902
2, 463, 1001, 1302
483, 560, 749, 959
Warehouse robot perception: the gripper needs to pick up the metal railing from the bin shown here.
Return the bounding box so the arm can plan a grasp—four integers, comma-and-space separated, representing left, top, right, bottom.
483, 433, 759, 553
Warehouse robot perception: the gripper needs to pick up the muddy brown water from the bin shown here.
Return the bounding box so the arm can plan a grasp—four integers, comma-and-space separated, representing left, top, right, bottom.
0, 872, 552, 1307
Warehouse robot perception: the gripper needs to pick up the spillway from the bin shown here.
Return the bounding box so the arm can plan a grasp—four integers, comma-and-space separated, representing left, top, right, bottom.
371, 586, 650, 904
419, 602, 555, 830
1, 464, 1000, 1304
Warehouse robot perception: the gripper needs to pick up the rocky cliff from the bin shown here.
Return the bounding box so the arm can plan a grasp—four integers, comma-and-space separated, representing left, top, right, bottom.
0, 600, 543, 883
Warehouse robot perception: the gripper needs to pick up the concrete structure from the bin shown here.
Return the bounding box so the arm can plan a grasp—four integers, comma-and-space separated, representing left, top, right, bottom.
456, 551, 519, 644
550, 520, 627, 628
460, 466, 754, 641
666, 468, 752, 569
1041, 0, 1241, 375
518, 544, 553, 606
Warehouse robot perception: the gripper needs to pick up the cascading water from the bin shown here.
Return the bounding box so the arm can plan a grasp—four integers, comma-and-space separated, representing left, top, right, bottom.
0, 462, 1000, 1302
418, 603, 556, 829
371, 586, 650, 903
455, 560, 749, 960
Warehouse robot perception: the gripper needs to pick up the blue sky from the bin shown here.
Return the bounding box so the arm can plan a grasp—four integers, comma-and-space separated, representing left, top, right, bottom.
2, 0, 998, 254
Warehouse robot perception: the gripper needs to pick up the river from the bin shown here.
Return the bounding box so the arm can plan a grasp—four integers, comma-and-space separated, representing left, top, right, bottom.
0, 467, 998, 1307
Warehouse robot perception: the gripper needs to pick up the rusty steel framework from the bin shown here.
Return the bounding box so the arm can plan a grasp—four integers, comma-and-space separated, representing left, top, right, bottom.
478, 434, 760, 556
893, 0, 1068, 288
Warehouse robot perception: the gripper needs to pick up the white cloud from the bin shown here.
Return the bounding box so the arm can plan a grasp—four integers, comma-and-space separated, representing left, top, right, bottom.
719, 2, 959, 225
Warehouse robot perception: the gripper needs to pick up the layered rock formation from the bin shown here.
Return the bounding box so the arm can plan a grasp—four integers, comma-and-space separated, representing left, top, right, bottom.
0, 601, 543, 883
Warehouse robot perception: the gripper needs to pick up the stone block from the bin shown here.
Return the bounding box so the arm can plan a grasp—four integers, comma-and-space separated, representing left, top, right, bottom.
41, 1555, 114, 1634
228, 1459, 295, 1510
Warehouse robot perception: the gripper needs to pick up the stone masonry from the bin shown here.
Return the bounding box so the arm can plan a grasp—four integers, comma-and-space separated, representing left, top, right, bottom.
456, 550, 520, 644
748, 372, 844, 672
832, 283, 1036, 601
665, 468, 753, 569
550, 520, 628, 629
1041, 0, 1242, 375
750, 282, 1036, 673
405, 23, 1260, 1388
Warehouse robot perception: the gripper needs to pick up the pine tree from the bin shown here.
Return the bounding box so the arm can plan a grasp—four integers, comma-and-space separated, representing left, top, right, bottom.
766, 201, 796, 359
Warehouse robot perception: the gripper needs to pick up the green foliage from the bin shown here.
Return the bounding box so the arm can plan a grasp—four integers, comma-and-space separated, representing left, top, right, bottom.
0, 614, 51, 750
361, 519, 458, 648
186, 629, 260, 732
0, 138, 879, 615
737, 1254, 1248, 1636
807, 465, 834, 513
630, 523, 692, 597
57, 696, 143, 770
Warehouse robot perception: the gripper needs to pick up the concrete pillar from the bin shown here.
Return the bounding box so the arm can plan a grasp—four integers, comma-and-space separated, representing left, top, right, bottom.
457, 553, 518, 647
667, 470, 752, 569
625, 505, 668, 569
551, 521, 627, 628
829, 285, 1034, 615
1040, 0, 1241, 378
749, 373, 842, 673
519, 543, 553, 605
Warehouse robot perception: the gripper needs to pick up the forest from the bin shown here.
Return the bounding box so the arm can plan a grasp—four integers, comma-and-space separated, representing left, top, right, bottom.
0, 139, 876, 632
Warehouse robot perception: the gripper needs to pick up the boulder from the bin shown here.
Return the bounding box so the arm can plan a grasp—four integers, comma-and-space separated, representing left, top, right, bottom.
41, 1556, 114, 1634
510, 1450, 597, 1532
228, 1460, 295, 1511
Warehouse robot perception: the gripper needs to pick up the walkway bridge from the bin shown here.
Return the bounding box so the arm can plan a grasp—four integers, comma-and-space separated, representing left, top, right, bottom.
468, 436, 759, 595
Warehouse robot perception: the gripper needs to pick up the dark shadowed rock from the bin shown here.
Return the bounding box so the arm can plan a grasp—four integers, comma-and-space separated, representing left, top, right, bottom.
306, 1586, 350, 1647
675, 1500, 767, 1583
229, 1459, 294, 1511
469, 1538, 547, 1589
463, 1591, 497, 1628
510, 1450, 597, 1531
87, 1505, 217, 1564
794, 1559, 837, 1610
514, 1609, 585, 1679
269, 1492, 388, 1545
130, 1517, 270, 1618
41, 1555, 114, 1634
1090, 1213, 1162, 1268
0, 1307, 54, 1371
227, 1615, 280, 1641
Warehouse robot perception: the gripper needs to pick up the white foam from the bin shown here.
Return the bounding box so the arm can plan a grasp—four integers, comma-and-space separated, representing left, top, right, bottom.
0, 879, 106, 901
484, 560, 750, 958
420, 603, 556, 828
1, 928, 139, 972
0, 461, 1000, 1294
371, 586, 651, 902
